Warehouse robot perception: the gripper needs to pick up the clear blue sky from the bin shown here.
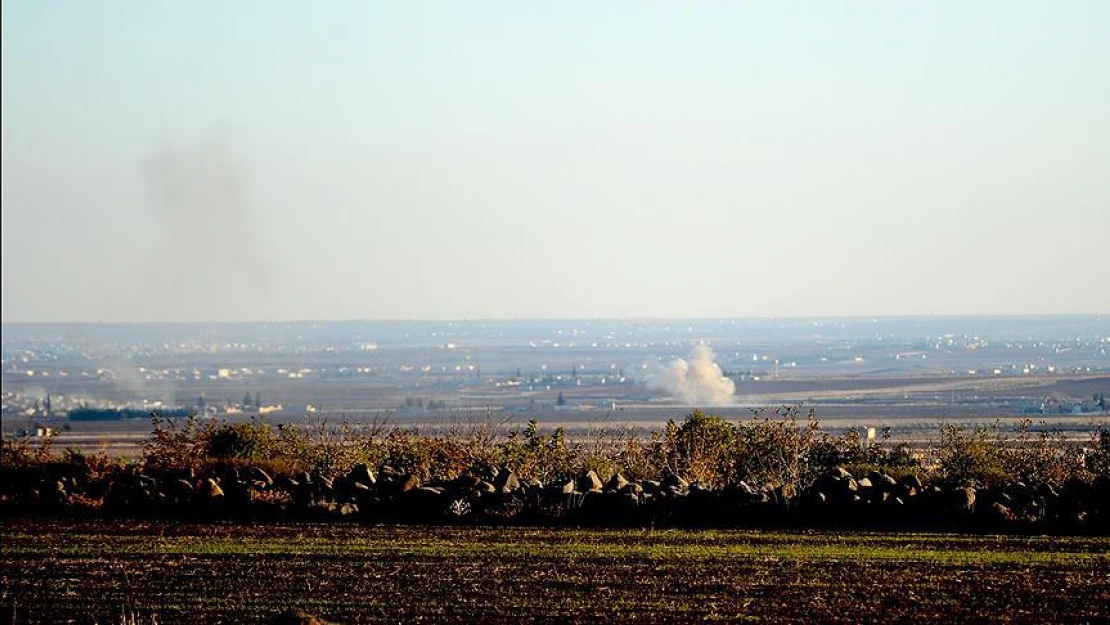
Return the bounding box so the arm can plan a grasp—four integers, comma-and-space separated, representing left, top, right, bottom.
3, 2, 1108, 322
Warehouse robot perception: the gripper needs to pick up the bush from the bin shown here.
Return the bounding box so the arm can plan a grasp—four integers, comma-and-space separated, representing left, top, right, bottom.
498, 420, 575, 482
205, 419, 278, 462
653, 411, 736, 487
730, 406, 821, 489
143, 413, 216, 471
810, 427, 922, 479
0, 418, 59, 469
937, 422, 1009, 486
1087, 426, 1110, 479
1002, 419, 1077, 485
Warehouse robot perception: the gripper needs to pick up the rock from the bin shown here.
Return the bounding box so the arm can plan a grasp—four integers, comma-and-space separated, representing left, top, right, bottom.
843, 478, 859, 494
347, 463, 375, 487
900, 474, 924, 491
989, 501, 1017, 522
493, 468, 520, 493
222, 479, 252, 508
820, 474, 843, 495
828, 467, 852, 480
895, 484, 918, 500
604, 473, 630, 492
619, 483, 644, 496
857, 477, 873, 490
172, 478, 194, 499
453, 475, 482, 490
203, 478, 224, 500
399, 487, 444, 518
578, 470, 604, 493
870, 472, 897, 491
249, 466, 273, 485
1037, 482, 1059, 500
661, 474, 689, 491
397, 474, 420, 493
949, 487, 976, 513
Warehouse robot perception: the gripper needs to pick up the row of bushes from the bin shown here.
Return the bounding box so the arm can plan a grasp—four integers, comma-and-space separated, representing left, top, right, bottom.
4, 407, 1108, 492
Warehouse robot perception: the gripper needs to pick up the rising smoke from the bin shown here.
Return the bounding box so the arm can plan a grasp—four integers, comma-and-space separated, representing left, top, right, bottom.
139, 134, 269, 320
643, 344, 736, 406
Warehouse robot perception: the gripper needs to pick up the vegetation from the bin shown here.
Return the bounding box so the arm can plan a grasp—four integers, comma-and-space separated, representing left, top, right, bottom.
2, 518, 1107, 623
2, 408, 1107, 530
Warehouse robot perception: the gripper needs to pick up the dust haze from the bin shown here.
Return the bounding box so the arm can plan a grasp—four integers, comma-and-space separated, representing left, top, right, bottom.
139, 135, 269, 320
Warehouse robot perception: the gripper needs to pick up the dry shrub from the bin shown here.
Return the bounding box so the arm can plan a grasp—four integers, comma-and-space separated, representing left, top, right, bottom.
577, 413, 640, 480
651, 411, 735, 487
730, 406, 822, 489
498, 420, 576, 482
0, 418, 60, 469
1089, 426, 1110, 479
143, 413, 216, 471
810, 427, 921, 480
1002, 419, 1079, 485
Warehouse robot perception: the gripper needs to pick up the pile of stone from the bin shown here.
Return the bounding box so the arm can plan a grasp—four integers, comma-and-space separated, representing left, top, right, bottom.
1, 460, 1107, 531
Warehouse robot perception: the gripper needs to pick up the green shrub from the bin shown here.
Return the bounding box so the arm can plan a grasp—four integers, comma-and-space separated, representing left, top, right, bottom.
810, 427, 922, 479
205, 420, 277, 461
654, 411, 736, 487
498, 420, 575, 482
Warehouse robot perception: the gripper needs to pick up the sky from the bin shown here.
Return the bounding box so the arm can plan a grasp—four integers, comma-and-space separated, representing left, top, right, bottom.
2, 2, 1108, 323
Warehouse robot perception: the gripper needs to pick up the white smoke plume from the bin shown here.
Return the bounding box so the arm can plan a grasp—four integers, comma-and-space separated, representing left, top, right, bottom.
643, 344, 736, 406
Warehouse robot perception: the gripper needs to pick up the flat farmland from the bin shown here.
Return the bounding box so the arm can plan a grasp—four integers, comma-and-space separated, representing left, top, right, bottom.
1, 519, 1107, 624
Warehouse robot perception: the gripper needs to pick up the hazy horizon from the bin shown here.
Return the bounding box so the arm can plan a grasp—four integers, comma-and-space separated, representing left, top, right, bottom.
1, 312, 1108, 328
4, 2, 1108, 323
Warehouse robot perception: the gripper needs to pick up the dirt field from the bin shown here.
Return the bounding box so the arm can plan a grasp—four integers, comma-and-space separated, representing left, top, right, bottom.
1, 519, 1107, 624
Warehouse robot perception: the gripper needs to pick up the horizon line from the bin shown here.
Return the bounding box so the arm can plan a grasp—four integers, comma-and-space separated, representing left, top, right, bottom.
1, 312, 1106, 326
